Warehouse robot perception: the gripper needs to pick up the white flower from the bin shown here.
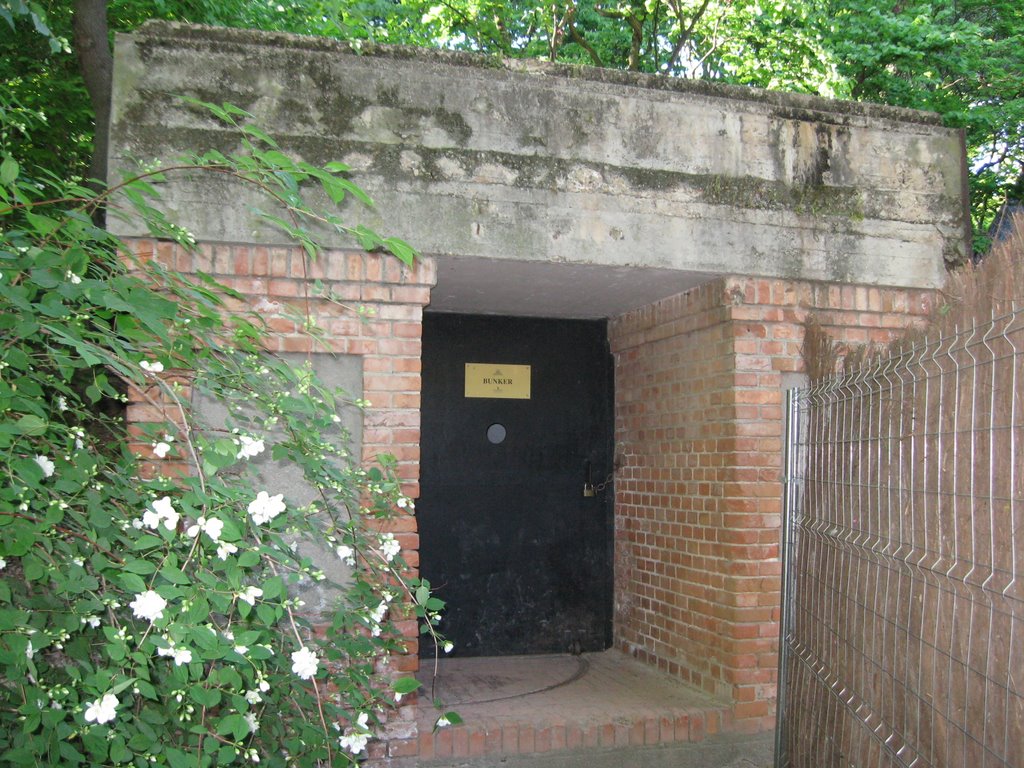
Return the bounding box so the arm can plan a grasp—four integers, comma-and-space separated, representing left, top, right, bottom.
335, 545, 354, 562
244, 712, 259, 733
203, 517, 224, 540
152, 441, 172, 459
258, 679, 270, 693
379, 534, 401, 562
216, 541, 238, 560
237, 586, 263, 606
339, 732, 369, 755
247, 492, 286, 525
172, 647, 192, 666
290, 646, 319, 680
65, 270, 82, 285
143, 496, 180, 531
130, 590, 168, 622
371, 601, 388, 624
234, 645, 249, 656
396, 496, 414, 510
140, 360, 164, 373
56, 396, 68, 412
151, 495, 175, 519
0, 558, 5, 570
86, 616, 101, 628
84, 693, 118, 724
443, 641, 454, 654
236, 435, 266, 460
338, 712, 371, 755
34, 455, 55, 478
25, 641, 33, 660
436, 715, 452, 728
244, 690, 262, 705
186, 516, 224, 542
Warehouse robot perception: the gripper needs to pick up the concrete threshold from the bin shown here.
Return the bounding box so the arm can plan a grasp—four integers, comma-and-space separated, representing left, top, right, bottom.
395, 649, 773, 767
413, 731, 774, 768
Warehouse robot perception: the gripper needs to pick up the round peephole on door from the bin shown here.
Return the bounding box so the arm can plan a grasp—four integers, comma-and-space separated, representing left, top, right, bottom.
486, 423, 507, 445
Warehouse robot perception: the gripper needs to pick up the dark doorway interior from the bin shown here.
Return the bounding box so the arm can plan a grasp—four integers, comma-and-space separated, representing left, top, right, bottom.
419, 313, 614, 657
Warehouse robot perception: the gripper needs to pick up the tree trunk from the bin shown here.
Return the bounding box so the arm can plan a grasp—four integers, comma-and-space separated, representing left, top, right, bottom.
73, 0, 112, 190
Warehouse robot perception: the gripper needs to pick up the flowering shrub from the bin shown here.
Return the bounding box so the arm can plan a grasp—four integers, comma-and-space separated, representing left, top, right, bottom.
0, 103, 449, 766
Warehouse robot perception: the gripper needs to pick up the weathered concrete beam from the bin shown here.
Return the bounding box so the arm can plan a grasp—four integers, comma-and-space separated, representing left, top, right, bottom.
110, 22, 966, 289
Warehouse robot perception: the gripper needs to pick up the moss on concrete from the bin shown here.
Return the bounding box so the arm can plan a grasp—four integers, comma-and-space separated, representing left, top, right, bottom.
131, 20, 947, 130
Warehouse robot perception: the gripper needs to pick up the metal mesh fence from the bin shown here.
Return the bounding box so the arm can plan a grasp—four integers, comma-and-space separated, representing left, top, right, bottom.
776, 309, 1024, 767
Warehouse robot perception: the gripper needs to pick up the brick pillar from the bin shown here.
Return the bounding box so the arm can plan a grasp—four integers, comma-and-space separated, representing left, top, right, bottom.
610, 275, 934, 731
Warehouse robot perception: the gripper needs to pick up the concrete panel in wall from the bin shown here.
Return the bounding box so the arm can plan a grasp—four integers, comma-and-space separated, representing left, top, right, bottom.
110, 22, 965, 289
193, 352, 363, 617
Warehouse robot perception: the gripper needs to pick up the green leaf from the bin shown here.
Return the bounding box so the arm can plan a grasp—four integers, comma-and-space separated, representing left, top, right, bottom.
14, 413, 47, 436
109, 738, 131, 764
0, 156, 18, 185
261, 576, 284, 600
240, 124, 278, 147
58, 741, 86, 765
131, 535, 165, 551
383, 237, 417, 266
216, 712, 250, 741
24, 210, 60, 235
123, 558, 156, 575
165, 747, 199, 768
255, 149, 295, 170
415, 584, 430, 606
190, 685, 221, 708
319, 174, 349, 205
440, 711, 463, 727
236, 550, 260, 568
159, 565, 191, 585
394, 677, 422, 695
22, 554, 47, 581
118, 573, 147, 593
109, 678, 137, 696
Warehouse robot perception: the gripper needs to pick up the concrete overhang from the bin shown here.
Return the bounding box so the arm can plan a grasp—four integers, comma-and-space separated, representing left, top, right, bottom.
428, 258, 715, 319
109, 23, 969, 297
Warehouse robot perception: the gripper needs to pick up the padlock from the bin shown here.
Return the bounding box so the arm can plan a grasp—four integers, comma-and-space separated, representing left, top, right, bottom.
583, 483, 596, 498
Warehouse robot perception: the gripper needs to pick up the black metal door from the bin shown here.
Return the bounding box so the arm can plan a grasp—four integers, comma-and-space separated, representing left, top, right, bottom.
419, 313, 614, 657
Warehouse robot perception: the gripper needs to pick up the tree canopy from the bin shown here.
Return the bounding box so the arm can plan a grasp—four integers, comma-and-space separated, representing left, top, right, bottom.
3, 0, 1022, 255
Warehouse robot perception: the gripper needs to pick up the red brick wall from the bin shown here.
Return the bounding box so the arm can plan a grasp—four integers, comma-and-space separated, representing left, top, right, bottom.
124, 239, 940, 747
609, 276, 935, 730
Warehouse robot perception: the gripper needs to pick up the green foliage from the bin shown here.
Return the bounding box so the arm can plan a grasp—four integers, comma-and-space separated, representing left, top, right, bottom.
0, 103, 446, 766
817, 1, 1024, 248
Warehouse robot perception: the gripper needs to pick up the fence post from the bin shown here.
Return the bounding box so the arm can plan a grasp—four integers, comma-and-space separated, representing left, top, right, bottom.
774, 386, 802, 767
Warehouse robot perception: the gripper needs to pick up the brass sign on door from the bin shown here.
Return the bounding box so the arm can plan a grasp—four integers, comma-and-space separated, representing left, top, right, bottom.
464, 363, 531, 399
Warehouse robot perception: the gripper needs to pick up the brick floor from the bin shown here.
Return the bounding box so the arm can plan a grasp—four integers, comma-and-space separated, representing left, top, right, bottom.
409, 650, 737, 762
